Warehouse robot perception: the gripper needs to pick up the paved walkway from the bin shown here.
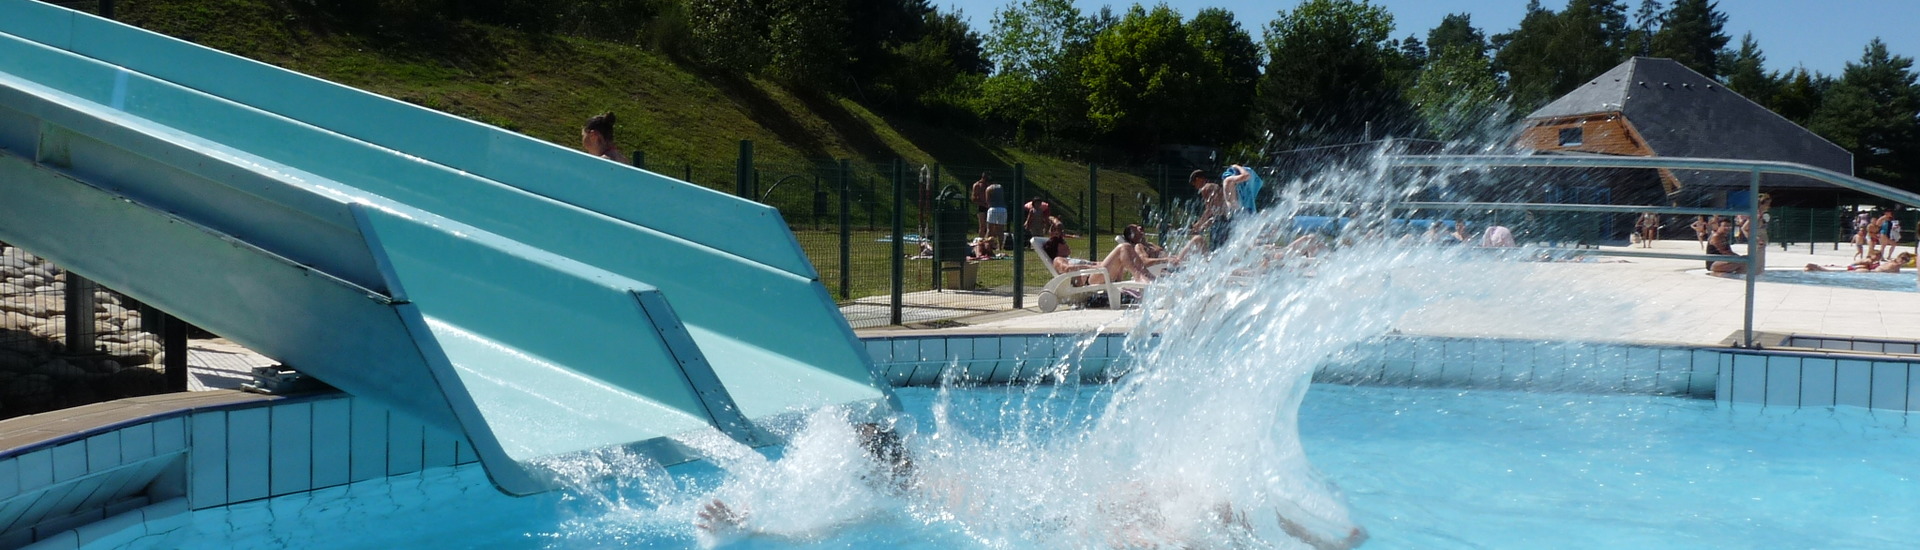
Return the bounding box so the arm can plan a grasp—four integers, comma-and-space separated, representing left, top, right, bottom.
948, 240, 1920, 346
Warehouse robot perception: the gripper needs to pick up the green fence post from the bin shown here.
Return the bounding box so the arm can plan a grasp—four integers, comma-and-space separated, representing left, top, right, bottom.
891, 160, 905, 325
839, 159, 852, 301
1012, 163, 1026, 310
684, 164, 692, 184
631, 150, 645, 170
1088, 164, 1100, 260
735, 140, 754, 198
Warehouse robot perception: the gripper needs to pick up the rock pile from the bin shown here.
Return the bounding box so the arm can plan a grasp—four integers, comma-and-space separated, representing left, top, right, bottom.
0, 244, 169, 418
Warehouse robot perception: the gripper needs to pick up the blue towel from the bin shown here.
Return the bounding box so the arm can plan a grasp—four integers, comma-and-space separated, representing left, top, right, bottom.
1224, 168, 1264, 213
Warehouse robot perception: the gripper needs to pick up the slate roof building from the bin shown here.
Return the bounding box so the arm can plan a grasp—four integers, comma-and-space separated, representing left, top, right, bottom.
1515, 57, 1852, 204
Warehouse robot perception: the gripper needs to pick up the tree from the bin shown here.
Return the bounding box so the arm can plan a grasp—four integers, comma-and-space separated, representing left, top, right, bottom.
980, 0, 1097, 142
1493, 0, 1633, 112
687, 0, 773, 71
1767, 68, 1826, 126
1650, 0, 1729, 79
766, 0, 850, 83
1718, 33, 1771, 105
1259, 0, 1411, 148
1080, 5, 1204, 147
1427, 13, 1488, 59
1810, 39, 1920, 189
1626, 0, 1662, 56
1408, 46, 1506, 141
1186, 7, 1262, 145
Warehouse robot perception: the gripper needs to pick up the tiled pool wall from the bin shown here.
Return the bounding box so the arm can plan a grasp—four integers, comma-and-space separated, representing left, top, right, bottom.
1315, 335, 1920, 411
2, 392, 477, 549
8, 331, 1920, 549
860, 331, 1139, 386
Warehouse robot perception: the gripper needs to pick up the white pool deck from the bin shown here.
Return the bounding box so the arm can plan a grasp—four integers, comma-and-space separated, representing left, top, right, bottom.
927, 240, 1920, 347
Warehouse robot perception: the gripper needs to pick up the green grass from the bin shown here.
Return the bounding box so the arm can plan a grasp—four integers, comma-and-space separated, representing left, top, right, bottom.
114, 0, 1162, 228
793, 230, 1102, 304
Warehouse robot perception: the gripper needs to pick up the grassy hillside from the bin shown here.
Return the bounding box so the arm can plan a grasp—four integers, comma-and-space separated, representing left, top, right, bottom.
112, 0, 1162, 226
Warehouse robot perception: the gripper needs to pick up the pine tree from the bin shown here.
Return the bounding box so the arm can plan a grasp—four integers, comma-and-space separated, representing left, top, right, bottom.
1718, 33, 1771, 105
1650, 0, 1729, 78
1810, 39, 1920, 189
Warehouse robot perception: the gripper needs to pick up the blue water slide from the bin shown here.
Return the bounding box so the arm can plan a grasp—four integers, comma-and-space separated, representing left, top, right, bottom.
0, 0, 891, 495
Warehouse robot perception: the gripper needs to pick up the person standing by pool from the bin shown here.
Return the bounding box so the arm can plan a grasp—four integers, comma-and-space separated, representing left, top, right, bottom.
984, 177, 1007, 244
1691, 215, 1710, 251
580, 112, 628, 163
1636, 213, 1659, 248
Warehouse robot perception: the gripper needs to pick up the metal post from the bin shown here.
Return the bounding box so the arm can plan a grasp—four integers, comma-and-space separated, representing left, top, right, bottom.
63, 274, 96, 354
928, 164, 941, 237
1012, 163, 1026, 309
1742, 169, 1760, 348
99, 0, 114, 18
838, 159, 851, 300
631, 151, 645, 169
1088, 164, 1100, 260
1110, 193, 1118, 233
684, 164, 692, 183
735, 140, 753, 198
890, 160, 905, 325
163, 312, 188, 392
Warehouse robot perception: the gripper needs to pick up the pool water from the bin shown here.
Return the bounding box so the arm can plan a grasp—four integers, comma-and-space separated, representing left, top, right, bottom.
122, 384, 1920, 549
1759, 270, 1918, 292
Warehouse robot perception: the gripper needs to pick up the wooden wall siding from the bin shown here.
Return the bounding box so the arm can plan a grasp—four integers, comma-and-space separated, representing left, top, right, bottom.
1518, 114, 1683, 195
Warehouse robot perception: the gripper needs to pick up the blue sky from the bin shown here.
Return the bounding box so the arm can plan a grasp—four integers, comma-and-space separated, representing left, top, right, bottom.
938, 0, 1920, 77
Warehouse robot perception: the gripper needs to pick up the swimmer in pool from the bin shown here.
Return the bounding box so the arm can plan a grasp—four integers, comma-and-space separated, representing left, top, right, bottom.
696, 423, 1369, 549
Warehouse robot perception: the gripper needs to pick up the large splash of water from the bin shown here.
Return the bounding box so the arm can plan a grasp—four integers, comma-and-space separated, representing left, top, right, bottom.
534, 147, 1624, 549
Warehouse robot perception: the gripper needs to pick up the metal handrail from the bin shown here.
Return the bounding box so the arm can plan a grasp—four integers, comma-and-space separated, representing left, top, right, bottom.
1378, 154, 1920, 349
1385, 154, 1920, 208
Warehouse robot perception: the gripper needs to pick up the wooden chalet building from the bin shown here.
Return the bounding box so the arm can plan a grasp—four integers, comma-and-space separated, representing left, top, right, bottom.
1515, 57, 1852, 209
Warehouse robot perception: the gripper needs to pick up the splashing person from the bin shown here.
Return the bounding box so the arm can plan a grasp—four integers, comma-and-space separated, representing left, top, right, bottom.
694, 420, 1368, 549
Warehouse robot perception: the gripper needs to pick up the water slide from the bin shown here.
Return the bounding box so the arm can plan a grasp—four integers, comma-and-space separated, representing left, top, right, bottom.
0, 0, 893, 495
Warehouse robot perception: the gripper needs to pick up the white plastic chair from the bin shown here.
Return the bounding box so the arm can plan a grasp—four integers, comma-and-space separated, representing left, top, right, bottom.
1030, 237, 1149, 313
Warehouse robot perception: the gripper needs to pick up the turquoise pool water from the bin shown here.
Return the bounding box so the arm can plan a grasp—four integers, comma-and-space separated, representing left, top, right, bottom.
121, 384, 1920, 549
1761, 270, 1919, 292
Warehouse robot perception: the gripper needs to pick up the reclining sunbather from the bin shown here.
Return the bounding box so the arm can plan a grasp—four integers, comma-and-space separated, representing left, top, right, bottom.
1043, 234, 1160, 286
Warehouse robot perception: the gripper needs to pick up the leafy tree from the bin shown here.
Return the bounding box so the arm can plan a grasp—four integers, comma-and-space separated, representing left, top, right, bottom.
687, 0, 773, 71
1493, 0, 1632, 112
1080, 5, 1205, 147
1810, 39, 1920, 189
1650, 0, 1729, 79
980, 0, 1097, 142
766, 0, 850, 83
1259, 0, 1411, 148
1408, 46, 1506, 141
1427, 13, 1488, 59
1186, 7, 1263, 146
1718, 33, 1771, 105
1767, 68, 1827, 126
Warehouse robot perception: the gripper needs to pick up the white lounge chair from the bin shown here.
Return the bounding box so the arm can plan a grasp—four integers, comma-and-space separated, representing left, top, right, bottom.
1030, 237, 1150, 313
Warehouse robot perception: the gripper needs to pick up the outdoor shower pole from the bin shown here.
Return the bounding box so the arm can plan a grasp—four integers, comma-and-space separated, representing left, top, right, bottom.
1743, 168, 1760, 348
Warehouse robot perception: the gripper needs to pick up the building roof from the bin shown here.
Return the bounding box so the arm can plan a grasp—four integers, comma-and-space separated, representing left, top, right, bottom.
1526, 57, 1853, 189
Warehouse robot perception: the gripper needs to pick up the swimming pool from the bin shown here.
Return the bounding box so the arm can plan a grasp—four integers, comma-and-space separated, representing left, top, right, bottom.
1758, 270, 1919, 292
115, 384, 1920, 549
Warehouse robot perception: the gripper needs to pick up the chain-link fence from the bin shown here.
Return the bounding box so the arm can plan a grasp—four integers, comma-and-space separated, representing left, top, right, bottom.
0, 243, 171, 419
638, 143, 1202, 328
